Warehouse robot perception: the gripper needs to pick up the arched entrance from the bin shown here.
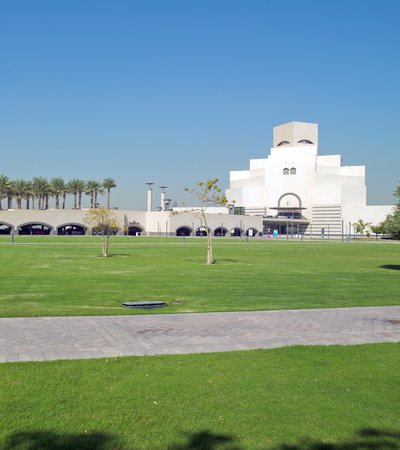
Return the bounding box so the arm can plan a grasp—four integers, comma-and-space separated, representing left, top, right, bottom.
246, 228, 258, 237
57, 223, 87, 235
92, 226, 119, 236
0, 222, 13, 235
176, 226, 192, 237
230, 227, 242, 237
195, 226, 210, 237
18, 223, 52, 235
127, 225, 143, 236
214, 227, 228, 237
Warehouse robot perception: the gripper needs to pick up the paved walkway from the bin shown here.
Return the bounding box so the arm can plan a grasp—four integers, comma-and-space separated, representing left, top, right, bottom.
0, 306, 399, 363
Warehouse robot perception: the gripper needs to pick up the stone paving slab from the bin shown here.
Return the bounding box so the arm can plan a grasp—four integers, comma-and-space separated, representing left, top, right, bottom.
0, 306, 399, 363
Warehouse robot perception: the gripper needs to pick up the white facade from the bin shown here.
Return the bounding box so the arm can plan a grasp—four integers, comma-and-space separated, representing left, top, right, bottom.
0, 121, 393, 239
226, 121, 392, 236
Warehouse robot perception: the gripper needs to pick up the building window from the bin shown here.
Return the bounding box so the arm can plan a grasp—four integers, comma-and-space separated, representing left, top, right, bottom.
283, 168, 289, 175
277, 141, 290, 147
297, 139, 313, 144
290, 167, 296, 175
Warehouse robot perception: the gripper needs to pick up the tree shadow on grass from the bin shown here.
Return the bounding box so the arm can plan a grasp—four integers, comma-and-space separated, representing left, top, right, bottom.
167, 430, 241, 450
2, 430, 120, 450
3, 428, 399, 450
95, 254, 130, 258
274, 428, 400, 450
379, 265, 400, 270
215, 259, 239, 263
167, 428, 400, 450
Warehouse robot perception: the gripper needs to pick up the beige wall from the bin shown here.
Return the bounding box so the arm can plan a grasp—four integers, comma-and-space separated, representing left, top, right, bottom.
0, 209, 263, 236
273, 121, 318, 147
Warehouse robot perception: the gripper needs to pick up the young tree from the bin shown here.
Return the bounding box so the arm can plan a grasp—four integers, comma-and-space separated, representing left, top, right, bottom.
370, 222, 386, 239
83, 207, 120, 257
185, 178, 228, 264
385, 212, 400, 240
383, 181, 400, 240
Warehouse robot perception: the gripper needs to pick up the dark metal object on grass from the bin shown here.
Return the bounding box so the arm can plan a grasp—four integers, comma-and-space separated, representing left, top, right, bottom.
121, 301, 167, 309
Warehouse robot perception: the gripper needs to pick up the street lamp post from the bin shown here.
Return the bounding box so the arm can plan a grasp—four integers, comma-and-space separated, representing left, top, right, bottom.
146, 182, 154, 212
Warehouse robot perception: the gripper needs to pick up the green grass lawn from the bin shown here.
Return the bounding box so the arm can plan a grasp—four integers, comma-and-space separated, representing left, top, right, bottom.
0, 235, 399, 317
0, 343, 399, 449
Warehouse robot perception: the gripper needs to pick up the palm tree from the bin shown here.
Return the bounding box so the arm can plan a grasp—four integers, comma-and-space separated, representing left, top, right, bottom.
102, 178, 116, 209
85, 180, 96, 208
68, 179, 80, 209
61, 183, 70, 209
43, 179, 51, 209
50, 177, 65, 209
6, 182, 14, 209
352, 219, 372, 237
11, 179, 26, 209
86, 180, 104, 208
0, 175, 10, 210
76, 179, 86, 209
32, 177, 48, 210
93, 182, 104, 208
22, 180, 33, 209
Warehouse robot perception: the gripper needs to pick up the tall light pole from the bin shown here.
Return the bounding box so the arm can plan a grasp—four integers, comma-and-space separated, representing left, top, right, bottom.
146, 182, 154, 212
160, 186, 167, 211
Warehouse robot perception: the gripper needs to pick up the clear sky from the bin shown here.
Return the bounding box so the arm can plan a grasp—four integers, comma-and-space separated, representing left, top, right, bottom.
1, 0, 399, 210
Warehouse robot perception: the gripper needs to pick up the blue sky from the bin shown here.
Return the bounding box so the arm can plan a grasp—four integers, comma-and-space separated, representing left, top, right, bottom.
1, 0, 399, 210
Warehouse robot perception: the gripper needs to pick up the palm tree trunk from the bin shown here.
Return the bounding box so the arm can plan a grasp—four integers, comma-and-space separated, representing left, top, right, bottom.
55, 195, 59, 209
78, 193, 82, 209
45, 195, 49, 210
62, 193, 66, 209
8, 195, 12, 209
74, 193, 77, 209
107, 189, 110, 209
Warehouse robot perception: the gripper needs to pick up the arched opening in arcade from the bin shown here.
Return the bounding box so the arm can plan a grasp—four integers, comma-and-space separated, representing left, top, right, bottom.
18, 223, 52, 235
0, 223, 13, 235
57, 224, 87, 235
195, 226, 210, 237
214, 226, 228, 237
92, 226, 119, 236
246, 227, 258, 237
230, 227, 242, 237
176, 226, 192, 237
127, 225, 143, 236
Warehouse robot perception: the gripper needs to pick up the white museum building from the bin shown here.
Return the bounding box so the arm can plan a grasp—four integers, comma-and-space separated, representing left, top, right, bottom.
0, 121, 393, 238
226, 121, 392, 237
